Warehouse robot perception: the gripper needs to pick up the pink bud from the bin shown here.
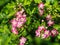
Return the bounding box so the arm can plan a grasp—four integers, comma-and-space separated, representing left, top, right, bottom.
38, 2, 44, 9
47, 20, 54, 26
46, 14, 52, 21
11, 27, 18, 34
51, 29, 59, 36
41, 20, 44, 22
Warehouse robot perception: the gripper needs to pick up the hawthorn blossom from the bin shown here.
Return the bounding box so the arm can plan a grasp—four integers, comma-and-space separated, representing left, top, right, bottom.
11, 27, 18, 34
11, 18, 18, 27
11, 8, 26, 34
47, 20, 54, 26
17, 21, 23, 28
51, 29, 59, 36
46, 14, 52, 21
20, 37, 27, 45
38, 2, 44, 16
16, 13, 26, 28
41, 30, 50, 39
38, 2, 44, 9
38, 26, 46, 31
39, 9, 44, 16
41, 34, 47, 39
35, 26, 45, 37
35, 30, 40, 37
35, 26, 51, 39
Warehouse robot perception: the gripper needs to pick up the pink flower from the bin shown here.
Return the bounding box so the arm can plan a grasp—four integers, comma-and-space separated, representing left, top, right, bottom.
51, 29, 59, 36
17, 21, 23, 28
23, 13, 26, 18
46, 14, 52, 21
11, 18, 18, 27
35, 26, 46, 37
39, 9, 44, 16
20, 17, 26, 22
16, 13, 22, 18
38, 2, 44, 9
44, 30, 50, 35
38, 26, 45, 31
44, 30, 50, 37
11, 27, 18, 34
16, 11, 21, 15
20, 37, 27, 45
19, 43, 24, 45
41, 34, 47, 39
41, 30, 50, 39
35, 30, 40, 37
47, 20, 54, 26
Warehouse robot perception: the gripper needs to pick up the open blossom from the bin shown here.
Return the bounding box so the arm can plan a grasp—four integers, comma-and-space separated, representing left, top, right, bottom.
35, 30, 40, 37
47, 20, 54, 26
17, 21, 23, 28
51, 29, 59, 36
35, 26, 51, 39
11, 18, 18, 27
46, 14, 52, 21
11, 10, 26, 28
38, 26, 45, 31
20, 37, 27, 45
41, 30, 50, 39
38, 2, 44, 9
16, 14, 26, 28
16, 11, 21, 16
11, 27, 18, 34
41, 34, 47, 39
35, 26, 45, 37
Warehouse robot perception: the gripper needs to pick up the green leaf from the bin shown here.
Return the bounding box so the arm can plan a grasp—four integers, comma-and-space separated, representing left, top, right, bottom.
34, 0, 41, 3
23, 0, 32, 5
53, 24, 60, 30
57, 33, 60, 39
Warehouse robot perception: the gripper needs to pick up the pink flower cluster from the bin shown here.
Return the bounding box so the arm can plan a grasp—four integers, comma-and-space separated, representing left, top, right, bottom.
38, 2, 44, 16
46, 14, 54, 26
35, 26, 59, 39
19, 37, 27, 45
38, 2, 54, 26
11, 8, 26, 34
